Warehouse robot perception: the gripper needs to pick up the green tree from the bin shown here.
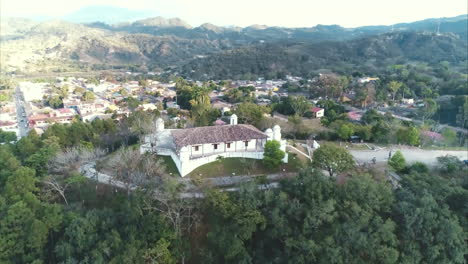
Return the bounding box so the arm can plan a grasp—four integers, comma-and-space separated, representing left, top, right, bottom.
234, 102, 269, 128
47, 95, 63, 109
287, 114, 304, 139
441, 128, 457, 146
388, 81, 403, 102
312, 143, 355, 177
82, 91, 96, 102
0, 167, 63, 263
337, 123, 354, 141
0, 129, 17, 143
204, 189, 265, 263
263, 140, 285, 169
290, 96, 311, 116
0, 146, 21, 186
455, 96, 468, 128
143, 238, 176, 264
371, 120, 391, 143
436, 155, 465, 175
397, 127, 420, 146
59, 85, 69, 98
362, 109, 384, 125
388, 151, 406, 172
354, 125, 372, 141
73, 87, 85, 94
418, 98, 438, 122
394, 190, 466, 264
125, 97, 141, 110
15, 133, 41, 161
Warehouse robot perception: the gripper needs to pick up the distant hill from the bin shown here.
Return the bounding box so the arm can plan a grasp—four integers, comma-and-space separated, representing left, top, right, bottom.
0, 14, 466, 74
85, 13, 468, 43
0, 19, 232, 73
180, 32, 468, 80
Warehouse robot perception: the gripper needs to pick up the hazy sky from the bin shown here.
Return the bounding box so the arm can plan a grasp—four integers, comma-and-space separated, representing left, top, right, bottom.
1, 0, 467, 27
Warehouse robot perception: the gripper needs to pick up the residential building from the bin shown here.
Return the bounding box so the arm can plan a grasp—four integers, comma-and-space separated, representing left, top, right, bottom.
401, 98, 414, 105
28, 108, 76, 129
212, 100, 232, 115
347, 111, 363, 121
311, 107, 325, 118
0, 121, 19, 137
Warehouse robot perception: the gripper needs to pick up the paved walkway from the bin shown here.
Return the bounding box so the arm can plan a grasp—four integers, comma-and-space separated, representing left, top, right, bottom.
81, 146, 467, 198
350, 148, 467, 164
81, 162, 285, 198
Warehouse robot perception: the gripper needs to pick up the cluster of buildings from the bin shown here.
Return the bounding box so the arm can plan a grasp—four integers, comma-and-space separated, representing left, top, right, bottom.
1, 77, 182, 137
2, 74, 318, 140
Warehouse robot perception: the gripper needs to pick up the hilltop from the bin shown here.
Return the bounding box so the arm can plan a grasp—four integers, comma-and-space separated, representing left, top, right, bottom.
0, 14, 466, 75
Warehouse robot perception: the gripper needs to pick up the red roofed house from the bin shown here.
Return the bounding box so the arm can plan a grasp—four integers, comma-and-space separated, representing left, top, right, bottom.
0, 121, 19, 137
140, 114, 288, 176
347, 111, 363, 121
311, 107, 325, 118
29, 108, 76, 129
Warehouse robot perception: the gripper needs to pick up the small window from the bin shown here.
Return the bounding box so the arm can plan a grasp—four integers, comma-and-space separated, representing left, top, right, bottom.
194, 146, 199, 151
213, 144, 218, 150
244, 141, 249, 147
226, 143, 231, 148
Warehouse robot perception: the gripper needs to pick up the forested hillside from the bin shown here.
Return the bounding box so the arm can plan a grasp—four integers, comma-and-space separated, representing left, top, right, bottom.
0, 120, 466, 263
1, 15, 466, 74
181, 32, 468, 80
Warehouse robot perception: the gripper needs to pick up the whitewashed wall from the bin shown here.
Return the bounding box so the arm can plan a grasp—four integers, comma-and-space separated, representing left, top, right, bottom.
140, 135, 287, 177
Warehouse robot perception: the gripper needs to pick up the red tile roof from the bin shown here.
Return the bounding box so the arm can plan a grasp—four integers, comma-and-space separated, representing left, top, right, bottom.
347, 111, 362, 121
58, 108, 73, 113
171, 124, 267, 150
311, 107, 324, 112
29, 114, 50, 121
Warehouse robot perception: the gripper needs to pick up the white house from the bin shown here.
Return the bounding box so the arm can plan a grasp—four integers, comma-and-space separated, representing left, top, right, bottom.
140, 114, 288, 177
401, 98, 414, 105
0, 121, 19, 137
311, 107, 325, 118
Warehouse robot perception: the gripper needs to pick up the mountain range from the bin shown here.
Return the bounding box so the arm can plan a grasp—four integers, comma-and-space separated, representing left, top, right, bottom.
0, 11, 467, 77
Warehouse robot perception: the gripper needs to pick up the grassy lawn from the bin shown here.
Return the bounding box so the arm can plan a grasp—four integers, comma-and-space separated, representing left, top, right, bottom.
96, 144, 309, 179
186, 153, 307, 178
302, 118, 328, 132
156, 155, 180, 176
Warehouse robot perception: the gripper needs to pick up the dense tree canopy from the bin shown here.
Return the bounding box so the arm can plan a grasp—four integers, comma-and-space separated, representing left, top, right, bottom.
0, 112, 466, 263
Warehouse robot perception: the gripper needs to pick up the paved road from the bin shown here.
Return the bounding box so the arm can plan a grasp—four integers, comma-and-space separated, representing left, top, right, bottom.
350, 149, 468, 164
81, 162, 283, 198
14, 86, 29, 138
377, 109, 468, 135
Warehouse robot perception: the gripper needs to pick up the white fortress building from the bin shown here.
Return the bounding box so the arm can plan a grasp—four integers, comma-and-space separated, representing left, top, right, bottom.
140, 114, 288, 177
